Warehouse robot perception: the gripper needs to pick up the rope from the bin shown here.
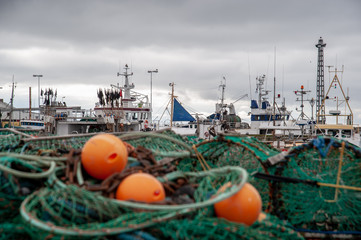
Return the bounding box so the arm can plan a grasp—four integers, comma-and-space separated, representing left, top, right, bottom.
254, 172, 361, 192
0, 155, 56, 179
192, 145, 211, 171
323, 141, 345, 202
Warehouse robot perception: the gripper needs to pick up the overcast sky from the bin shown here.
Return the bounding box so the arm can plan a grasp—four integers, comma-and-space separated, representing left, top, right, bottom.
1, 0, 360, 124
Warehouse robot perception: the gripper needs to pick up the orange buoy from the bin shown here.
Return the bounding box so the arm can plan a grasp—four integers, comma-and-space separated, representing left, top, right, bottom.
214, 182, 262, 226
81, 134, 128, 180
116, 173, 165, 203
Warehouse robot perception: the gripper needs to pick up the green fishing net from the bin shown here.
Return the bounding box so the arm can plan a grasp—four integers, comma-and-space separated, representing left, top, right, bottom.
264, 136, 361, 235
177, 135, 280, 211
20, 166, 248, 239
0, 130, 307, 239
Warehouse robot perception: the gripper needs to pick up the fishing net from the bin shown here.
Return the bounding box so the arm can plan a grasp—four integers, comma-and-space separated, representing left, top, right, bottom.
19, 134, 97, 155
0, 220, 32, 240
47, 147, 180, 196
0, 153, 56, 223
119, 132, 194, 160
3, 130, 193, 159
177, 135, 280, 211
0, 131, 305, 239
0, 128, 47, 152
20, 166, 249, 239
0, 134, 22, 152
156, 129, 196, 145
0, 129, 41, 136
153, 211, 303, 240
260, 136, 361, 236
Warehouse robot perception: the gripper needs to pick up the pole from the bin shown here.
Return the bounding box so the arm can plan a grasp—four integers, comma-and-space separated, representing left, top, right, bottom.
38, 77, 40, 107
29, 87, 32, 120
147, 69, 158, 126
33, 74, 43, 108
273, 46, 276, 126
170, 82, 174, 128
9, 76, 15, 128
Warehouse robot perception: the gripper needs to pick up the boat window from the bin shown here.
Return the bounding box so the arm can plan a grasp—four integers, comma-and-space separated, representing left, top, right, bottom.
327, 129, 338, 137
341, 130, 351, 138
133, 113, 138, 120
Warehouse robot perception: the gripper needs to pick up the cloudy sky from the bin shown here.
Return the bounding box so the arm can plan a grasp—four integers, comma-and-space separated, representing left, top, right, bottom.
1, 0, 360, 124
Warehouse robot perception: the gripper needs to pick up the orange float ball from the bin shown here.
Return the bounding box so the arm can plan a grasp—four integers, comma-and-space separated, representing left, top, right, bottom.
116, 173, 165, 203
81, 134, 128, 180
214, 182, 262, 226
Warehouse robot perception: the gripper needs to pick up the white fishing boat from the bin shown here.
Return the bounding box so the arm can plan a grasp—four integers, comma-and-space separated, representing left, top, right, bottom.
312, 67, 360, 147
55, 64, 152, 135
93, 64, 151, 132
236, 74, 298, 136
155, 82, 198, 136
195, 75, 300, 140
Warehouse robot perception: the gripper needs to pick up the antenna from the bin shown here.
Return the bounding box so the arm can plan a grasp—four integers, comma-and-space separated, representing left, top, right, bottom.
9, 75, 17, 128
273, 46, 276, 126
248, 53, 252, 99
266, 55, 270, 89
282, 64, 284, 98
220, 77, 226, 107
341, 64, 344, 86
326, 65, 333, 86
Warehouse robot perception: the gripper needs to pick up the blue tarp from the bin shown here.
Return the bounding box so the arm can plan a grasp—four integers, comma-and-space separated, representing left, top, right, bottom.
173, 98, 196, 122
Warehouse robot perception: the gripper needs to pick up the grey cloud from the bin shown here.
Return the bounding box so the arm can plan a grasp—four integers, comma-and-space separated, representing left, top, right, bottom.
0, 0, 360, 122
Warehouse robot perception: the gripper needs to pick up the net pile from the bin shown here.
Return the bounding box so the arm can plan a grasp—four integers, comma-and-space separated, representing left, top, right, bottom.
0, 130, 304, 239
177, 135, 280, 210
155, 212, 303, 240
119, 132, 194, 160
262, 136, 361, 236
20, 166, 248, 239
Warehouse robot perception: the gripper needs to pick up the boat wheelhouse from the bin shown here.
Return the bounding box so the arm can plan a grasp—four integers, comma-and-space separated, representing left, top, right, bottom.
249, 75, 292, 133
93, 64, 151, 132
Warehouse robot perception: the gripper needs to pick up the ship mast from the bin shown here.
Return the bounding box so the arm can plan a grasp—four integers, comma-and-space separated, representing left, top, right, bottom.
318, 66, 353, 125
170, 82, 175, 128
9, 75, 16, 128
117, 64, 134, 108
219, 77, 226, 120
256, 75, 269, 107
273, 47, 276, 126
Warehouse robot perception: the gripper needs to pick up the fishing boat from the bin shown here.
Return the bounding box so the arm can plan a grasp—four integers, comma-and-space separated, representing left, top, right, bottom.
54, 65, 151, 135
236, 74, 298, 136
155, 82, 198, 136
93, 64, 151, 132
312, 67, 360, 146
195, 75, 299, 141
